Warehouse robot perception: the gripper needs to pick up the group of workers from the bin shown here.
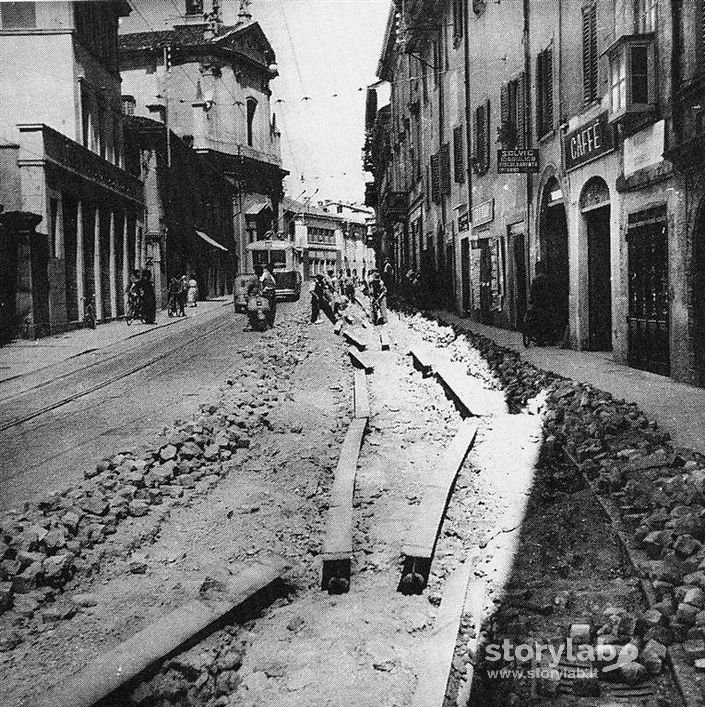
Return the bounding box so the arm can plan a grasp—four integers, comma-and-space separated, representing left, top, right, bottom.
310, 266, 389, 326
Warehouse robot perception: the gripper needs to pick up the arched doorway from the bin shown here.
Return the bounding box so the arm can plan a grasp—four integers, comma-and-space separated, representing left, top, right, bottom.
694, 202, 705, 387
581, 177, 612, 350
538, 177, 569, 336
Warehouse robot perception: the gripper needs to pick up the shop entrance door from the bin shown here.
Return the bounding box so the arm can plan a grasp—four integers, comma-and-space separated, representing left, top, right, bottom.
479, 239, 492, 324
461, 238, 471, 313
627, 207, 669, 376
693, 202, 705, 386
539, 179, 569, 338
586, 205, 612, 350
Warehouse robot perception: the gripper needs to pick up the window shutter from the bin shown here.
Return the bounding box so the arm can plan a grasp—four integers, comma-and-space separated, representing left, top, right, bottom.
440, 142, 451, 194
453, 125, 465, 183
516, 75, 526, 149
484, 98, 491, 170
431, 153, 441, 203
582, 3, 597, 104
536, 53, 544, 140
545, 46, 554, 131
500, 83, 510, 129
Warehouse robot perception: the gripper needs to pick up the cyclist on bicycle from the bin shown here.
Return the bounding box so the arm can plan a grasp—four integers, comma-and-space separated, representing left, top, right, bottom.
126, 269, 143, 320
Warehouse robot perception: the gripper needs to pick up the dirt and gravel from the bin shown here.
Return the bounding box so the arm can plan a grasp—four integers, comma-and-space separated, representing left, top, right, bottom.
1, 297, 703, 707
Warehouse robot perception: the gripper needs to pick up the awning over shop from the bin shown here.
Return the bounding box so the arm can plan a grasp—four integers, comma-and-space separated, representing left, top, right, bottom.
195, 230, 228, 252
242, 194, 273, 215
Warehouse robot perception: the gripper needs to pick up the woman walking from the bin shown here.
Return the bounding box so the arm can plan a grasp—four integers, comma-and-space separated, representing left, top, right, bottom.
187, 274, 198, 307
140, 269, 157, 324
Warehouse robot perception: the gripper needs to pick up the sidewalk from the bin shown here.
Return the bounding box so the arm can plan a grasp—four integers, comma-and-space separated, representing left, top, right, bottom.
430, 310, 705, 454
0, 299, 230, 384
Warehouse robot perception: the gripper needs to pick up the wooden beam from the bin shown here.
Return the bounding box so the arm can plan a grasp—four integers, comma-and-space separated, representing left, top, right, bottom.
343, 329, 368, 351
400, 419, 478, 594
38, 556, 289, 707
354, 368, 370, 419
348, 347, 374, 374
321, 418, 367, 593
434, 363, 476, 418
408, 347, 433, 377
410, 564, 475, 707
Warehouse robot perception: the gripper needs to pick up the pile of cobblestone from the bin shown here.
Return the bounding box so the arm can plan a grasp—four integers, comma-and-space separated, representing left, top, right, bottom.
0, 315, 310, 639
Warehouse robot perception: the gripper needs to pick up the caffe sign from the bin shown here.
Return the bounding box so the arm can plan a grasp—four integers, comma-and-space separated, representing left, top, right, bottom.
564, 112, 614, 171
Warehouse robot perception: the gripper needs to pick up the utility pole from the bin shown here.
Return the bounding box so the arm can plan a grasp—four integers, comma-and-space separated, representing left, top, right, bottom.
163, 46, 172, 168
523, 0, 533, 305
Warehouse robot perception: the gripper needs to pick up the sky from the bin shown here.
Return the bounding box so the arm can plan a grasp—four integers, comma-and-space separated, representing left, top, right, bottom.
251, 0, 390, 204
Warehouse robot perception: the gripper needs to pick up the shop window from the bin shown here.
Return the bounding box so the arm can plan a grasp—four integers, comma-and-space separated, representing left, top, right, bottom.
185, 0, 203, 16
582, 2, 598, 105
536, 45, 554, 138
500, 74, 527, 149
1, 2, 36, 28
453, 125, 465, 183
635, 0, 657, 33
473, 99, 490, 174
607, 35, 655, 122
246, 98, 257, 147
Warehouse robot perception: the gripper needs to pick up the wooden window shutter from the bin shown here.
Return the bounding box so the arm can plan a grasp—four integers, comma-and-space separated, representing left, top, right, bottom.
431, 153, 441, 203
440, 142, 451, 194
484, 98, 491, 170
500, 83, 510, 148
582, 3, 598, 104
516, 75, 526, 149
453, 125, 465, 183
545, 46, 553, 131
536, 52, 544, 140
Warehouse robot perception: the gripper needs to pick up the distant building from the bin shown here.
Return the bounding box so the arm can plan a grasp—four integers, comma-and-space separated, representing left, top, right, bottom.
119, 0, 287, 276
0, 0, 144, 341
122, 114, 235, 307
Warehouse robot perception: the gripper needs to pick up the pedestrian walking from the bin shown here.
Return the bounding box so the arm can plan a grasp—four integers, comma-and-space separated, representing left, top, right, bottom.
382, 259, 395, 294
260, 263, 277, 328
167, 276, 181, 316
187, 274, 198, 307
140, 269, 157, 324
178, 275, 188, 316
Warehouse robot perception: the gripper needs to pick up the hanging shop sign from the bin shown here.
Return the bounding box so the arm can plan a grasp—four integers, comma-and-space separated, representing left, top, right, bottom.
497, 149, 540, 173
564, 112, 615, 171
472, 198, 494, 227
623, 120, 665, 177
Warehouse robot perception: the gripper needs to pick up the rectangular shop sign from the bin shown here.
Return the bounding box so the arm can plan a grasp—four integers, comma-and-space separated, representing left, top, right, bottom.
472, 198, 494, 227
564, 112, 615, 171
497, 149, 540, 173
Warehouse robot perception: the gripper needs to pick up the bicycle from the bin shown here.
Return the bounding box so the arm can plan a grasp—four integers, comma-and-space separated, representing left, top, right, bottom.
125, 293, 143, 326
81, 295, 97, 330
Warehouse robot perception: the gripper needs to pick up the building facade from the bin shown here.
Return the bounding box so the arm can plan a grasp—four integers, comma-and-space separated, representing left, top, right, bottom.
366, 0, 705, 387
118, 0, 287, 277
123, 114, 235, 308
0, 0, 145, 340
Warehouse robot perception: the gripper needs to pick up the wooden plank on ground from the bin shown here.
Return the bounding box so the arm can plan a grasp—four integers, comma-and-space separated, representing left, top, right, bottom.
410, 564, 474, 707
434, 363, 476, 417
379, 329, 390, 351
38, 556, 289, 707
348, 346, 374, 374
333, 320, 344, 335
408, 346, 433, 376
400, 419, 478, 593
354, 368, 370, 419
343, 329, 368, 351
321, 418, 367, 593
